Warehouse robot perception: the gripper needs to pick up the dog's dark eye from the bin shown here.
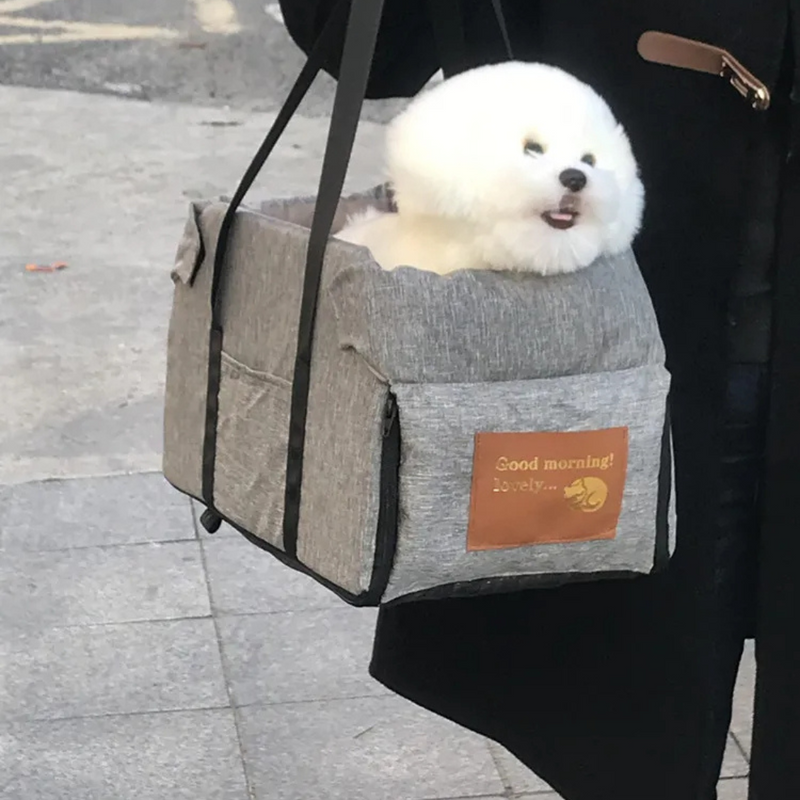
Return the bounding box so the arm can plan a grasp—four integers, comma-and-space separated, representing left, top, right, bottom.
524, 141, 545, 155
581, 153, 596, 167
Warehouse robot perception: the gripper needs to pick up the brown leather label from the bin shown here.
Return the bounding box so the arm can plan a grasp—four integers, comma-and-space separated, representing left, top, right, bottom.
467, 428, 629, 551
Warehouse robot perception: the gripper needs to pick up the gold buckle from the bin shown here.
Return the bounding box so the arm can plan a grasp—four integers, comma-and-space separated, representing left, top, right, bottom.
721, 55, 770, 110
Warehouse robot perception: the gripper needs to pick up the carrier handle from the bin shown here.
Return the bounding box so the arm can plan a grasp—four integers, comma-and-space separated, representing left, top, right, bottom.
208, 0, 350, 325
206, 0, 511, 329
201, 0, 512, 554
201, 0, 385, 535
206, 0, 513, 329
281, 0, 386, 556
201, 0, 355, 515
282, 0, 512, 557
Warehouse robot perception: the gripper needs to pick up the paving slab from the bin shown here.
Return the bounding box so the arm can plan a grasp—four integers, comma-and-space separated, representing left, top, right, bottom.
0, 0, 407, 121
237, 695, 505, 800
1, 618, 226, 722
0, 709, 247, 800
202, 533, 341, 615
0, 472, 193, 550
217, 608, 384, 706
486, 740, 562, 796
717, 776, 749, 800
428, 792, 566, 798
721, 733, 751, 778
515, 795, 564, 799
0, 540, 208, 629
483, 733, 748, 796
731, 640, 756, 757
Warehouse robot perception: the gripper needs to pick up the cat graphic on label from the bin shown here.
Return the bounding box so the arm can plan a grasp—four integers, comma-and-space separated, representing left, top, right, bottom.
564, 477, 608, 512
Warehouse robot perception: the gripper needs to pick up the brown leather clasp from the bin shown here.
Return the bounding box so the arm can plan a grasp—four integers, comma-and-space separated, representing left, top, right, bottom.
637, 31, 770, 111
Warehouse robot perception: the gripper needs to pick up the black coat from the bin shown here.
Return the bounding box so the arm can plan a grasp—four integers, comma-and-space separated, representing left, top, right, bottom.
283, 3, 800, 798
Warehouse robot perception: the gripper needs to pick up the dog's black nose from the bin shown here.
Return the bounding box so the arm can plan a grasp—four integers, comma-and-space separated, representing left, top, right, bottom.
559, 168, 587, 192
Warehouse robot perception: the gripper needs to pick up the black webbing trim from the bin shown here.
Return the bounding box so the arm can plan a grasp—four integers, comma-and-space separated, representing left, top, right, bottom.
202, 326, 223, 508
200, 0, 350, 509
653, 401, 672, 571
383, 569, 644, 606
282, 0, 386, 558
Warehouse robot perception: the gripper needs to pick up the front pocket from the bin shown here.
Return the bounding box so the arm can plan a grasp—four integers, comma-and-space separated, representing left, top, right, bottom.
214, 351, 292, 549
382, 364, 673, 603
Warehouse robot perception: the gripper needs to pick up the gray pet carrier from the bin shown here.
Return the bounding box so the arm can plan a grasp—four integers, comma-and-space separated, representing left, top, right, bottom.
162, 0, 675, 606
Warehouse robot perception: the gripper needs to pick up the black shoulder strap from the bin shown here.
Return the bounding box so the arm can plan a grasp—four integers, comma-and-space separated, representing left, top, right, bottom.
281, 0, 386, 556
201, 0, 386, 555
201, 0, 352, 514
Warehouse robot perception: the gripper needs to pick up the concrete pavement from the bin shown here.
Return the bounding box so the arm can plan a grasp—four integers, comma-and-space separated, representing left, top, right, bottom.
0, 0, 407, 120
0, 81, 755, 799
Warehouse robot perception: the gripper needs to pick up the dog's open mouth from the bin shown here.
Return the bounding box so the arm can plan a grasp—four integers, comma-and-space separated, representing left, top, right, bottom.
541, 196, 581, 230
541, 210, 579, 230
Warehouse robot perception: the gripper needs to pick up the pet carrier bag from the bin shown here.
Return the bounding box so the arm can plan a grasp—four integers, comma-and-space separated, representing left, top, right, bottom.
163, 0, 675, 606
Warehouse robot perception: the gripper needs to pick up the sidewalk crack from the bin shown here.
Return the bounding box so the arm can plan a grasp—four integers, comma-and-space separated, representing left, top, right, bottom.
198, 533, 258, 799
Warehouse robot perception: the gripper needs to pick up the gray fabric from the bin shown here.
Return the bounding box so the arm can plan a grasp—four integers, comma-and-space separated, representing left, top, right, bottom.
384, 365, 671, 602
164, 200, 387, 594
214, 352, 291, 549
171, 200, 210, 286
163, 201, 214, 500
258, 183, 395, 235
163, 186, 674, 603
329, 249, 665, 384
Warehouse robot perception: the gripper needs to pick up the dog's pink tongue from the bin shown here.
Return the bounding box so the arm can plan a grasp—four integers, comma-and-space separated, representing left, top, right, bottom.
549, 212, 575, 222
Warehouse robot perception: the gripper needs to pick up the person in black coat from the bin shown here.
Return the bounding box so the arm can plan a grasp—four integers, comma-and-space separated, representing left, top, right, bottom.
281, 2, 800, 798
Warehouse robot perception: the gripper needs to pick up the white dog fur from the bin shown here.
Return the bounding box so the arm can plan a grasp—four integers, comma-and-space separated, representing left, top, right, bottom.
336, 61, 644, 276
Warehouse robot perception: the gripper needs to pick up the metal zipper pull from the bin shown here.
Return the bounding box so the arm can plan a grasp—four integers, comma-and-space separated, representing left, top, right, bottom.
638, 31, 770, 111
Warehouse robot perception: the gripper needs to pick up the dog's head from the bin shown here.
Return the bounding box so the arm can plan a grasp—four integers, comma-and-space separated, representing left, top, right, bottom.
386, 62, 644, 274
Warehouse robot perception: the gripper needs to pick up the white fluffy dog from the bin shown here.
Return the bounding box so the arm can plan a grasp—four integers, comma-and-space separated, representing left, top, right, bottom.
336, 61, 644, 276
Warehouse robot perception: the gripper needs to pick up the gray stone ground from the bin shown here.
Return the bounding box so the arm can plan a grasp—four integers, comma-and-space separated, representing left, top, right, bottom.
0, 3, 755, 797
0, 0, 406, 120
